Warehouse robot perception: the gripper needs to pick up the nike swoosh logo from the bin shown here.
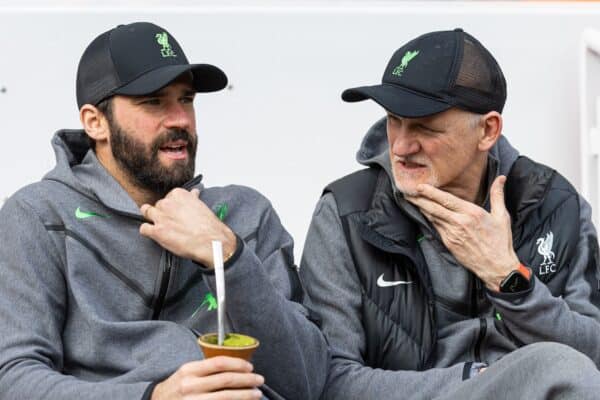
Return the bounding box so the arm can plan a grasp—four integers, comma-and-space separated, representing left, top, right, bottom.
75, 207, 107, 219
376, 273, 413, 287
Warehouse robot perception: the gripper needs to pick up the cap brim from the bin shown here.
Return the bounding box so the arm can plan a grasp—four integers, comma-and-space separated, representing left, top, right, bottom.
341, 83, 451, 118
114, 64, 228, 96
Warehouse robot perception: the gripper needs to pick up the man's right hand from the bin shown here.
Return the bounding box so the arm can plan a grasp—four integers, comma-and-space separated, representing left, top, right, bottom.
151, 357, 264, 400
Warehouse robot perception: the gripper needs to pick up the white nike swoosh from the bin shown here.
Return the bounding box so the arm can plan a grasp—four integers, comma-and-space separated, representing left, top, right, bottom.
376, 273, 413, 287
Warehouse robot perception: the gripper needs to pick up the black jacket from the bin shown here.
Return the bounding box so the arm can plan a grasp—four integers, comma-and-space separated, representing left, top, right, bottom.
325, 156, 592, 371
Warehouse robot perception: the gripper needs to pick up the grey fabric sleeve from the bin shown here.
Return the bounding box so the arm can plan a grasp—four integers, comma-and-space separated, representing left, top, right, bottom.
201, 194, 329, 400
299, 193, 467, 400
0, 199, 152, 400
487, 195, 600, 365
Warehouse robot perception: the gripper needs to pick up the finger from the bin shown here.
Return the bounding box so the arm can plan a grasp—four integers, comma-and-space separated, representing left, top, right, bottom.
140, 204, 160, 222
420, 209, 435, 224
490, 175, 507, 217
407, 195, 455, 223
139, 222, 156, 238
163, 187, 187, 200
186, 372, 264, 393
416, 184, 466, 212
180, 357, 254, 377
421, 209, 452, 234
201, 388, 263, 400
140, 203, 151, 219
423, 217, 465, 254
191, 188, 200, 197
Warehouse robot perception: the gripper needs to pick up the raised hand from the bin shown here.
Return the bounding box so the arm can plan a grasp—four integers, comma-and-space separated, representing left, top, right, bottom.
405, 176, 520, 291
139, 188, 237, 268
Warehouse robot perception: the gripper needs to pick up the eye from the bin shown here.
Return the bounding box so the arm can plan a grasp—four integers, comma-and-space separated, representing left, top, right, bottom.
417, 124, 439, 134
181, 95, 195, 104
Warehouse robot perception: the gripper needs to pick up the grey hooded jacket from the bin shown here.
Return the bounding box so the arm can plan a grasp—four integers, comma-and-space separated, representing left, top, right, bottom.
0, 130, 328, 400
300, 118, 600, 399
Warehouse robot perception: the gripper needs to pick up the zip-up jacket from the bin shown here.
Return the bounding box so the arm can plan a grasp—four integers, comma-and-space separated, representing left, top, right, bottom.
300, 118, 600, 399
0, 130, 328, 400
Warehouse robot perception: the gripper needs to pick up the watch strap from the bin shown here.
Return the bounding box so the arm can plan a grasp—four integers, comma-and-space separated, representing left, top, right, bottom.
517, 263, 531, 281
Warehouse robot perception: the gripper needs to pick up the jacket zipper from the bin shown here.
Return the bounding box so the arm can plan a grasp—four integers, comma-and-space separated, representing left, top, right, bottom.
474, 318, 487, 362
472, 277, 486, 362
151, 252, 173, 320
45, 177, 202, 320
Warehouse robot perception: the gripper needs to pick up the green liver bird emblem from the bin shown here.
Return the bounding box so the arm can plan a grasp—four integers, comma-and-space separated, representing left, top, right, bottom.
190, 292, 218, 319
392, 50, 420, 77
215, 203, 228, 221
155, 32, 176, 58
201, 293, 218, 311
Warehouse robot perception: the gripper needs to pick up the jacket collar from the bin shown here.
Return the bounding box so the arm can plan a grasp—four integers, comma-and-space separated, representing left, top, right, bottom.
360, 169, 420, 251
504, 156, 555, 229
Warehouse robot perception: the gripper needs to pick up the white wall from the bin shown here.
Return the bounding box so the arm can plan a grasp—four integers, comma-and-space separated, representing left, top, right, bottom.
1, 1, 600, 260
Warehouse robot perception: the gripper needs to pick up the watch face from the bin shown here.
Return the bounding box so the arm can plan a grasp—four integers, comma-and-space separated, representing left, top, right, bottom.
500, 271, 530, 293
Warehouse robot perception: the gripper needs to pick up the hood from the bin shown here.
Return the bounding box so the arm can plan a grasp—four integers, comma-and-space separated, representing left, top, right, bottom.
355, 116, 520, 185
43, 129, 203, 216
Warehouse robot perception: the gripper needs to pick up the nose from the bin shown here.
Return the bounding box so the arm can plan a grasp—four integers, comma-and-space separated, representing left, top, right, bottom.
388, 123, 420, 156
163, 101, 194, 132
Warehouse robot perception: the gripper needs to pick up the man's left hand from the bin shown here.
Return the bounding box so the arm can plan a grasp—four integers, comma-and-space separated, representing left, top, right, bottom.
405, 176, 519, 291
139, 188, 237, 268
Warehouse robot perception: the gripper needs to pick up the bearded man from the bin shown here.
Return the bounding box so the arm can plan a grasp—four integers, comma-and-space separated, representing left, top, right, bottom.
0, 22, 327, 400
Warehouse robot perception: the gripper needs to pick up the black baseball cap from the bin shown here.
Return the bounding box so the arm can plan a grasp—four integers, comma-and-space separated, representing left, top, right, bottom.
76, 22, 228, 108
342, 28, 506, 117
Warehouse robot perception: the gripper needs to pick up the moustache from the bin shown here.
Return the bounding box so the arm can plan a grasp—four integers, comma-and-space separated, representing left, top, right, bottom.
393, 155, 430, 167
151, 129, 197, 154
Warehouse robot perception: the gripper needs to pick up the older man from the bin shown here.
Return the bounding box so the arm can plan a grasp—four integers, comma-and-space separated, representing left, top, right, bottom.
0, 22, 327, 400
301, 28, 600, 399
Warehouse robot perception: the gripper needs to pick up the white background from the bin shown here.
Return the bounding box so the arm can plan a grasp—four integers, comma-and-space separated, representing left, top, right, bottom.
1, 1, 600, 260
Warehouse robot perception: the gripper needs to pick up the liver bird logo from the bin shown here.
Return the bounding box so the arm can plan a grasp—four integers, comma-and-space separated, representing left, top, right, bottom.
155, 32, 176, 58
536, 232, 555, 266
392, 50, 420, 77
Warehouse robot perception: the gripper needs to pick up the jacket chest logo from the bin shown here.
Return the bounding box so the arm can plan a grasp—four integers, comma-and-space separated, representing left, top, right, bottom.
536, 231, 557, 275
376, 273, 413, 287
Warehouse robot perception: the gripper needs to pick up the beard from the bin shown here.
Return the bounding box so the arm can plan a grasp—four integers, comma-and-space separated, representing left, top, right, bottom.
391, 155, 439, 196
109, 120, 197, 197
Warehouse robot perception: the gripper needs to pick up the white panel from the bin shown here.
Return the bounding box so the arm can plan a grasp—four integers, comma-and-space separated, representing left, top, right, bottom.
581, 29, 600, 227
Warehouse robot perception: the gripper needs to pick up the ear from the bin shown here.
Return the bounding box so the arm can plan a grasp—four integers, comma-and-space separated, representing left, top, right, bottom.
477, 111, 502, 152
80, 104, 109, 143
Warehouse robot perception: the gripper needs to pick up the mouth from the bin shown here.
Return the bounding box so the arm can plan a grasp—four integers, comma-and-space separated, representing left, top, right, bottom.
397, 159, 427, 171
159, 140, 188, 161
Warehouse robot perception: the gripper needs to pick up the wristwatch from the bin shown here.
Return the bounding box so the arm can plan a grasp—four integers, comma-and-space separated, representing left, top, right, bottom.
499, 263, 532, 293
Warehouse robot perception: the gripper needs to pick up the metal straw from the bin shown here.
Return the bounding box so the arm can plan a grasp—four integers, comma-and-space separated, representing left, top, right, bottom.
212, 240, 226, 346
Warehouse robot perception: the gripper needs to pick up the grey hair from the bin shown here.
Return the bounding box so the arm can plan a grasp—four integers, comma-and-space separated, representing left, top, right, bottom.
468, 112, 484, 130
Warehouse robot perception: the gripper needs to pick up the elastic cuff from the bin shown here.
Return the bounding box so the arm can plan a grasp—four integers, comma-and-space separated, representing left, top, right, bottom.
141, 381, 159, 400
486, 276, 536, 301
194, 234, 245, 274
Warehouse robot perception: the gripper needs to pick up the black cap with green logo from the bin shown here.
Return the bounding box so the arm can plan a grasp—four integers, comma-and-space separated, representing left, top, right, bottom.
76, 22, 228, 108
342, 28, 506, 117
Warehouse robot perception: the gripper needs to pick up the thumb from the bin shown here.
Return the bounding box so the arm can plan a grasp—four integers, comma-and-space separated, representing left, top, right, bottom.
490, 175, 507, 217
190, 188, 200, 197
